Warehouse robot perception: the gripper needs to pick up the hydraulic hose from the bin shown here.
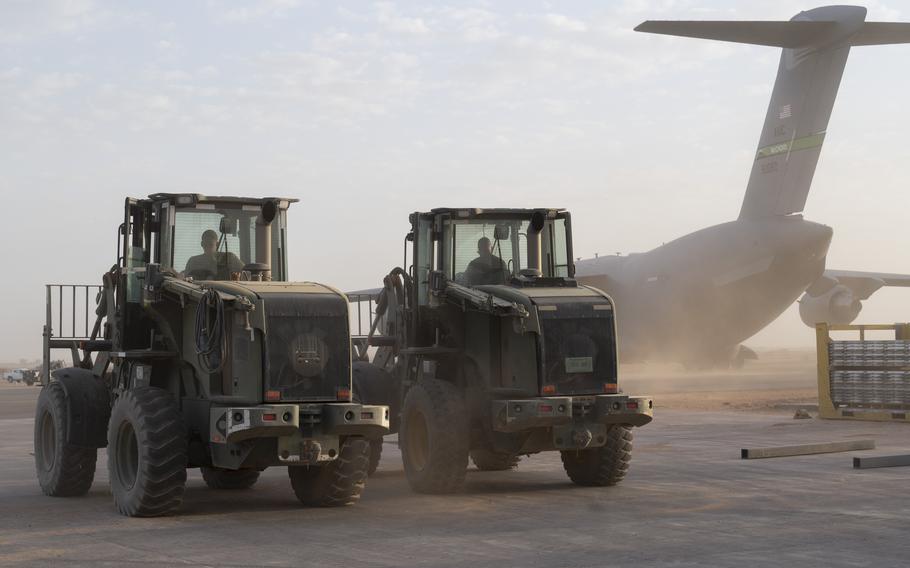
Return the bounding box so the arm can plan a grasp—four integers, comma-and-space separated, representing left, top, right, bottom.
195, 288, 227, 374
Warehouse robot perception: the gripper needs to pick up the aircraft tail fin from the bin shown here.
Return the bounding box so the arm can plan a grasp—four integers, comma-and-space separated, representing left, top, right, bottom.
636, 7, 910, 219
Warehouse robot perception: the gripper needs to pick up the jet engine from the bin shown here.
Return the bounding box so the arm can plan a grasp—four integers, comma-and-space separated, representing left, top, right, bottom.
798, 284, 861, 326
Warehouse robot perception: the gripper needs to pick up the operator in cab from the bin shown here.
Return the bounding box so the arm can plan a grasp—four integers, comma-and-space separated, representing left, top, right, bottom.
184, 229, 244, 280
464, 237, 509, 286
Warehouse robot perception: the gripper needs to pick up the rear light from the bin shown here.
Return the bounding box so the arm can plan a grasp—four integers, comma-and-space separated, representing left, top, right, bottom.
538, 404, 553, 413
626, 401, 639, 410
265, 390, 281, 402
542, 384, 556, 395
262, 413, 277, 421
361, 411, 374, 420
604, 383, 618, 394
337, 387, 351, 401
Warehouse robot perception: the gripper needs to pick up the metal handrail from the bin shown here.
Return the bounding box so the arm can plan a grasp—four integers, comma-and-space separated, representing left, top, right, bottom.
44, 284, 103, 339
346, 293, 379, 339
42, 284, 104, 383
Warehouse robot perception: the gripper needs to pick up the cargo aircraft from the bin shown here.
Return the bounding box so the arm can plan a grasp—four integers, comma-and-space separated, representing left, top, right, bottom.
575, 5, 910, 368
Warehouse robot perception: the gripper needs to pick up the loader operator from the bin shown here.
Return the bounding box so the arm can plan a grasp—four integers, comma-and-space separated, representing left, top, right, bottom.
184, 229, 244, 280
464, 237, 509, 286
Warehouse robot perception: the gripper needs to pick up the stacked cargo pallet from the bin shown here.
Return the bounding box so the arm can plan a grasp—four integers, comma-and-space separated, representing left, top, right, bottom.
817, 324, 910, 422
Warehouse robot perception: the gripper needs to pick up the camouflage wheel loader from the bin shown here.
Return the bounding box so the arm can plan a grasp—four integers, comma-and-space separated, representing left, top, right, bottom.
35, 194, 389, 516
350, 208, 652, 493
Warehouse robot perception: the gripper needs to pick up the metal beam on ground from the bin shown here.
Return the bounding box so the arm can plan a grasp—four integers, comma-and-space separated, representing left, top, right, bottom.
741, 439, 875, 459
853, 454, 910, 469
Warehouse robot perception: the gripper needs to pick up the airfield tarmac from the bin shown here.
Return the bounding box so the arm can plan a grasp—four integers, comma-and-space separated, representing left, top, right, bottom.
1, 351, 908, 567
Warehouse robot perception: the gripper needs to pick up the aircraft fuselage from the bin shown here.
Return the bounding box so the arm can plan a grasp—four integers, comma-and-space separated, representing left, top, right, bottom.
575, 215, 832, 366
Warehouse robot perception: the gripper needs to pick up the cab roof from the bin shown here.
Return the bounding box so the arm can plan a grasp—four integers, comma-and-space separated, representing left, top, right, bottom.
425, 207, 566, 217
147, 193, 299, 207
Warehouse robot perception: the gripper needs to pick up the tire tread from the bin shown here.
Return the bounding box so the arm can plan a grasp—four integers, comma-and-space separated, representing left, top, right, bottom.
560, 425, 633, 487
34, 382, 97, 497
288, 437, 370, 507
108, 387, 187, 517
401, 379, 469, 493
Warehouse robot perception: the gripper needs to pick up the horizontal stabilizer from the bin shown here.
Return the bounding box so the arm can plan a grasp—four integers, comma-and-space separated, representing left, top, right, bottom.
850, 22, 910, 45
633, 21, 837, 48
635, 20, 910, 48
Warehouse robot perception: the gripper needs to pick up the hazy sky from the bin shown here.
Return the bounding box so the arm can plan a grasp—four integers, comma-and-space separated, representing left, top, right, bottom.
1, 0, 908, 363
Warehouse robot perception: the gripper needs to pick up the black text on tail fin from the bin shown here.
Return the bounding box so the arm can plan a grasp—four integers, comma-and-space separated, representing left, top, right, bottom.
636, 5, 910, 219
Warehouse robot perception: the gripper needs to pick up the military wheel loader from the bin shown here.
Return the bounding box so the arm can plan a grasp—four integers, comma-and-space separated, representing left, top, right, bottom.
350, 208, 652, 493
35, 194, 389, 516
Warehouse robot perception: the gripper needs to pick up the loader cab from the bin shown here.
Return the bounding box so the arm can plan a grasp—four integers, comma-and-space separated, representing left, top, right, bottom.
120, 194, 296, 290
410, 208, 574, 305
116, 194, 296, 350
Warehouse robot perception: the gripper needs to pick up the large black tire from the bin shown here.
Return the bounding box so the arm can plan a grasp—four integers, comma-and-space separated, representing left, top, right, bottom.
201, 467, 260, 490
560, 425, 633, 487
107, 387, 187, 517
34, 382, 98, 496
367, 438, 383, 476
399, 379, 469, 493
470, 449, 520, 471
288, 437, 370, 506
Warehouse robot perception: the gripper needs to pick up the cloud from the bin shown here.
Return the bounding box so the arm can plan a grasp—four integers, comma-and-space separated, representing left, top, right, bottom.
376, 2, 431, 35
215, 0, 303, 22
542, 13, 588, 33
440, 6, 502, 42
0, 0, 119, 44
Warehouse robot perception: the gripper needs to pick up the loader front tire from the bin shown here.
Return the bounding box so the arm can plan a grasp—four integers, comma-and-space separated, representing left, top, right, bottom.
107, 387, 187, 517
400, 379, 469, 493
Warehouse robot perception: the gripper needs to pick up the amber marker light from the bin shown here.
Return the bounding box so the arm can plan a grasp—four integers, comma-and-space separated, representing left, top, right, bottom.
604, 383, 618, 394
337, 387, 351, 401
542, 384, 556, 395
265, 390, 281, 402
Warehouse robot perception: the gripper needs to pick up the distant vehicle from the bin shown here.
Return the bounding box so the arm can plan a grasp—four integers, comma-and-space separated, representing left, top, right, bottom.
5, 369, 36, 385
5, 369, 24, 383
575, 6, 910, 369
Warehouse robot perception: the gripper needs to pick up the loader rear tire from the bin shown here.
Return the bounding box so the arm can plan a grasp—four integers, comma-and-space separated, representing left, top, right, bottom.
201, 467, 260, 490
560, 425, 633, 487
107, 387, 187, 517
289, 437, 370, 506
470, 449, 520, 471
367, 438, 383, 476
400, 379, 469, 493
34, 382, 97, 497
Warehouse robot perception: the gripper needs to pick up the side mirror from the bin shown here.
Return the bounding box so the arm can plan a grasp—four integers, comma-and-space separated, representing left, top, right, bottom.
493, 223, 510, 240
